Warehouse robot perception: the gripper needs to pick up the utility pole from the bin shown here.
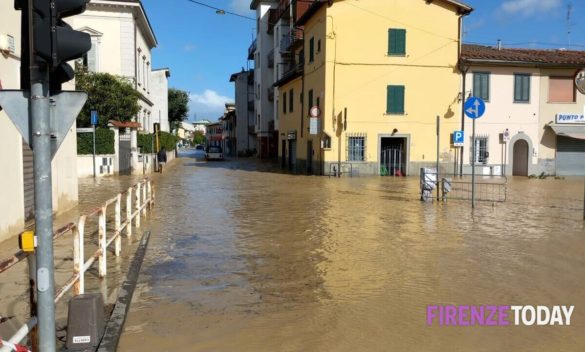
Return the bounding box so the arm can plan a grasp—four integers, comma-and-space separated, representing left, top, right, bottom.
7, 1, 92, 350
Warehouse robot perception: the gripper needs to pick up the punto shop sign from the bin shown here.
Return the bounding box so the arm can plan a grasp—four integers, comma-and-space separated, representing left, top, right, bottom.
556, 113, 585, 124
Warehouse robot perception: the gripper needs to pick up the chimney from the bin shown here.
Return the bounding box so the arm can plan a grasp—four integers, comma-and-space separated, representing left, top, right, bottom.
497, 39, 502, 50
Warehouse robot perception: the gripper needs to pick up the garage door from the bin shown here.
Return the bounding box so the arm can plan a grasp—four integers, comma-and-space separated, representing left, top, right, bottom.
557, 136, 585, 176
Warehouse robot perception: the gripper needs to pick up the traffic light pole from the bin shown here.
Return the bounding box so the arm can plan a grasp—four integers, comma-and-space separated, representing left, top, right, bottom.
31, 71, 57, 351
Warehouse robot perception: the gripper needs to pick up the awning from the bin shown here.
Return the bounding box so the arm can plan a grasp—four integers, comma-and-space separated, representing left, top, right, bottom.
547, 124, 585, 140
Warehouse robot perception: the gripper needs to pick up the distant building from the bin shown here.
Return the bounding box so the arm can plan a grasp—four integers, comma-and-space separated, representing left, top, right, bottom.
176, 121, 196, 140
193, 120, 212, 135
230, 70, 257, 156
206, 122, 223, 147
220, 104, 237, 156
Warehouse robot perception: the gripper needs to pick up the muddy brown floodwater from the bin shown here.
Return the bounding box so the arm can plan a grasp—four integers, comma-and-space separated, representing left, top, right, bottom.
118, 151, 585, 351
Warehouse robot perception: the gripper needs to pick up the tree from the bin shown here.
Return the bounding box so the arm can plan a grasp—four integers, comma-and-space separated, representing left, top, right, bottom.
168, 88, 189, 132
75, 67, 141, 127
192, 131, 206, 146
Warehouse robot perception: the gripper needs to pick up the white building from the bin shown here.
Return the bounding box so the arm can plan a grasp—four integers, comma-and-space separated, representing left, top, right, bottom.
70, 0, 159, 175
250, 0, 278, 158
0, 2, 79, 242
193, 120, 211, 135
460, 44, 585, 176
230, 70, 257, 155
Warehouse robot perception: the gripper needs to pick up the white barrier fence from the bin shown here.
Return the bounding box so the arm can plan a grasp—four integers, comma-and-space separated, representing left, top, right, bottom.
0, 179, 154, 352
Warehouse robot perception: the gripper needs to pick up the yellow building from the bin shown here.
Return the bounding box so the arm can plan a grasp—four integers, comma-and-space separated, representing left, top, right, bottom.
276, 0, 472, 176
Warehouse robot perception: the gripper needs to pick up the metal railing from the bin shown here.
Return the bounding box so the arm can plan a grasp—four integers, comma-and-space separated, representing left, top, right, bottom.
420, 168, 507, 203
0, 179, 154, 352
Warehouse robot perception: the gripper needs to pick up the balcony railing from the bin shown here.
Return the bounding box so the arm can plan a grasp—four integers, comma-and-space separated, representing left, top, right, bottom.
248, 39, 257, 60
280, 27, 303, 54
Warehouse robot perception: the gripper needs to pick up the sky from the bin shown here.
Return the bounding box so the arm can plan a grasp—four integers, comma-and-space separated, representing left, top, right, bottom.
141, 0, 585, 121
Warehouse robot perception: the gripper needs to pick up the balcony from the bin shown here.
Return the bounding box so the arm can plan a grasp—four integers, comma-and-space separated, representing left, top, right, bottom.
248, 39, 257, 60
280, 27, 303, 55
267, 9, 281, 34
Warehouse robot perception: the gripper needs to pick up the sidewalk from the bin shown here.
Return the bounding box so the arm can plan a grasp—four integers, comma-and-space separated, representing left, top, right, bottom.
0, 157, 177, 346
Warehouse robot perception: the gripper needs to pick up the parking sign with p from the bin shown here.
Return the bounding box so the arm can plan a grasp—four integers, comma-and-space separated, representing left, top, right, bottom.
453, 130, 464, 147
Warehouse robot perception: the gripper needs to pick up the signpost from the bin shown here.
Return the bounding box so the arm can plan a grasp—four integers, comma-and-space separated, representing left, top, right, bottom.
464, 96, 486, 208
453, 130, 464, 147
575, 69, 585, 220
91, 110, 98, 178
309, 105, 320, 136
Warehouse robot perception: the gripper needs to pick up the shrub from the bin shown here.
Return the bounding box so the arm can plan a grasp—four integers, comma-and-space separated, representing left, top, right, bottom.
77, 128, 115, 155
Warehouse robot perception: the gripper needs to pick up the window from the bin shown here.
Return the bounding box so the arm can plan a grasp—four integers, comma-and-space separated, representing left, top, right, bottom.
308, 89, 313, 111
146, 62, 150, 92
137, 49, 142, 85
514, 74, 530, 102
316, 97, 320, 108
82, 37, 99, 72
283, 92, 287, 113
347, 134, 366, 161
473, 72, 490, 101
386, 85, 405, 114
317, 39, 321, 53
388, 29, 406, 56
470, 135, 489, 164
549, 77, 575, 103
309, 37, 314, 63
289, 89, 294, 113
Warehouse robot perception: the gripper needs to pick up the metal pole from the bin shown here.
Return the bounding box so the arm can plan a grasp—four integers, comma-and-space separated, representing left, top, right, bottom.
436, 115, 440, 200
92, 124, 96, 178
31, 75, 57, 351
472, 118, 476, 208
583, 176, 585, 220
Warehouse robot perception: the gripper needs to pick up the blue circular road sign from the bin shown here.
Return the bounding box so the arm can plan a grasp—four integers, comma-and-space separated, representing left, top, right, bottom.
464, 97, 486, 119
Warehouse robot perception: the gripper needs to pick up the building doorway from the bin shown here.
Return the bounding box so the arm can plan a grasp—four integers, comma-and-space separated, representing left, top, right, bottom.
512, 139, 529, 176
119, 132, 132, 175
380, 137, 407, 176
288, 140, 297, 171
281, 140, 287, 168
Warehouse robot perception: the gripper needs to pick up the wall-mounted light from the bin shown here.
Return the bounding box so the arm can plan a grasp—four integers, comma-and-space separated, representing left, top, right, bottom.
392, 128, 398, 135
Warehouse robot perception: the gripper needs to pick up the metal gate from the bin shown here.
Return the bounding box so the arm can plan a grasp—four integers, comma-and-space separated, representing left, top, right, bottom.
22, 140, 34, 221
556, 136, 585, 176
119, 133, 132, 175
380, 146, 405, 176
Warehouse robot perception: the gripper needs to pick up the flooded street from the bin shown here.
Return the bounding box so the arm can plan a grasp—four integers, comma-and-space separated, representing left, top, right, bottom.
119, 152, 585, 351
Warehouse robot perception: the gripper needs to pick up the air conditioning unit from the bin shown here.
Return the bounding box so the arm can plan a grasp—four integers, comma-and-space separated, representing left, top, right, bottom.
0, 34, 16, 54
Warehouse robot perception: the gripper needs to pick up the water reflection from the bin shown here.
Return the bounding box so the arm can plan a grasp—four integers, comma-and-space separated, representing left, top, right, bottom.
119, 156, 585, 351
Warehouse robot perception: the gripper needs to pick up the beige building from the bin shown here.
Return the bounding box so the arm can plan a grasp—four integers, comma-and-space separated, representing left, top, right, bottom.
0, 2, 79, 242
460, 45, 585, 176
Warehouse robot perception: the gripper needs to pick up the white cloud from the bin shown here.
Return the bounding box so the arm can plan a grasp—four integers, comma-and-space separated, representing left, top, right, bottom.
500, 0, 562, 17
189, 90, 233, 119
183, 44, 196, 52
230, 0, 253, 15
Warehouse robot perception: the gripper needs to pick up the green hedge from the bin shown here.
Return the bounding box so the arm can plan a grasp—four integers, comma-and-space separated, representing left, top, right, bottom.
138, 133, 154, 153
138, 131, 178, 154
77, 128, 115, 155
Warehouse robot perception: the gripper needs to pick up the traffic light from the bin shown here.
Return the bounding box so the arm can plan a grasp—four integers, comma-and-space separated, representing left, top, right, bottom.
15, 0, 91, 91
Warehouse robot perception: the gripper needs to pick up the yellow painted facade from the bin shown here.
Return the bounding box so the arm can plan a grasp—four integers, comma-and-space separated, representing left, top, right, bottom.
279, 0, 470, 175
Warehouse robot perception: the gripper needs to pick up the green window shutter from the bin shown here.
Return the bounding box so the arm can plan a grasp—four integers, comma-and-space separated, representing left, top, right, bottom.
386, 85, 405, 114
289, 89, 294, 113
283, 92, 287, 113
514, 74, 530, 102
309, 37, 314, 62
388, 29, 406, 55
473, 73, 490, 101
308, 89, 314, 111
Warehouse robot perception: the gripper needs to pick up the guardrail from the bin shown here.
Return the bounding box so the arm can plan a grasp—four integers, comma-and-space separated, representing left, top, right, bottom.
0, 179, 154, 352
